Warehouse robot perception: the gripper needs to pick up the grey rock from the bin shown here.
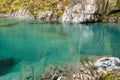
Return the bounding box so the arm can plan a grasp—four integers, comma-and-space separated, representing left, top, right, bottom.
37, 10, 54, 22
61, 0, 120, 23
61, 0, 99, 23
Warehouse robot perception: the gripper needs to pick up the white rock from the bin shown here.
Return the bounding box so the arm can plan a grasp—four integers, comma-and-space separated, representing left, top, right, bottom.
37, 10, 54, 21
57, 76, 62, 80
94, 57, 120, 72
61, 0, 99, 23
4, 8, 34, 20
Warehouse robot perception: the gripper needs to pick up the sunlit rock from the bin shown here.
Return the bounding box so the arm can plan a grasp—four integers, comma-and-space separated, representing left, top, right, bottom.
37, 10, 60, 22
4, 8, 34, 20
61, 0, 120, 23
61, 0, 99, 23
37, 10, 54, 22
94, 57, 120, 73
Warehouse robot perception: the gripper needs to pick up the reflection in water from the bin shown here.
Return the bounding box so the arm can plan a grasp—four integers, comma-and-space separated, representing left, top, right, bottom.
62, 23, 119, 56
63, 24, 94, 54
0, 22, 119, 61
0, 19, 120, 77
0, 21, 21, 27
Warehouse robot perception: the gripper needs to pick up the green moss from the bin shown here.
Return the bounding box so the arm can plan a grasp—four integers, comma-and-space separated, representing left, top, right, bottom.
110, 12, 120, 17
101, 12, 120, 22
97, 70, 120, 80
99, 0, 120, 22
118, 17, 120, 22
110, 12, 120, 21
0, 0, 71, 17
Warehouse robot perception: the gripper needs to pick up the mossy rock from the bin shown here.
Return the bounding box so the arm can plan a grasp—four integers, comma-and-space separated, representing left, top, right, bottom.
108, 12, 120, 22
106, 0, 120, 14
98, 0, 120, 22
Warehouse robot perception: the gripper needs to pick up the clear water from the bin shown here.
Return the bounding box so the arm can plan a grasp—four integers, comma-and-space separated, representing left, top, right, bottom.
0, 18, 120, 78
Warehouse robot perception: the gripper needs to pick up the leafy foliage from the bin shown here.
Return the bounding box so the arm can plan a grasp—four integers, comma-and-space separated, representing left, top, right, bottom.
0, 0, 71, 17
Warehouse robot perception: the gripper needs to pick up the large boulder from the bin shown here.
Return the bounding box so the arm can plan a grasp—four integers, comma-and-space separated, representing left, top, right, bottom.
61, 0, 120, 23
94, 57, 120, 73
61, 0, 99, 23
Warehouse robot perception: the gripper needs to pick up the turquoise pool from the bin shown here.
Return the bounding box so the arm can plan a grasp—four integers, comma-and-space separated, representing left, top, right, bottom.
0, 18, 120, 79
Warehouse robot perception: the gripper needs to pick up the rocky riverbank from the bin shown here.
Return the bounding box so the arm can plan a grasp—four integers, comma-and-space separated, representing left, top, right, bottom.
36, 56, 120, 80
0, 0, 120, 23
0, 56, 120, 80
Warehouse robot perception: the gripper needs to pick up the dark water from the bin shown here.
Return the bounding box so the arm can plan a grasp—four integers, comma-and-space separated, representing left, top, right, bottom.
0, 18, 120, 77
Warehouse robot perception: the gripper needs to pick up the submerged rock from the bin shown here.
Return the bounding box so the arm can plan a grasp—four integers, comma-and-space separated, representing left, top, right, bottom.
94, 57, 120, 73
36, 65, 58, 80
0, 21, 21, 27
0, 57, 15, 76
36, 56, 120, 80
21, 62, 34, 80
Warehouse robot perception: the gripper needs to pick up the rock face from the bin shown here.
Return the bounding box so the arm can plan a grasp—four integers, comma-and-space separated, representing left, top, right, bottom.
61, 0, 99, 23
61, 0, 120, 23
37, 10, 59, 22
37, 10, 54, 22
3, 8, 34, 20
94, 57, 120, 73
0, 0, 120, 23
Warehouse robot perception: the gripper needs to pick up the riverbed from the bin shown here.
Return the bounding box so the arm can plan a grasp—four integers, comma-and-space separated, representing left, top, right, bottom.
0, 18, 120, 80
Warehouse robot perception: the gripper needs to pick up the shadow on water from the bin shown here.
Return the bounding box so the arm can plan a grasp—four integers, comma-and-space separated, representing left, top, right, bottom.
58, 31, 67, 37
29, 20, 60, 24
0, 57, 15, 76
0, 21, 22, 27
29, 20, 68, 37
0, 16, 7, 18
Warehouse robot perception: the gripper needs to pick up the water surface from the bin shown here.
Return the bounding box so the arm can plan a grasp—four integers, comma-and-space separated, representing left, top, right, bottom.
0, 18, 120, 78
